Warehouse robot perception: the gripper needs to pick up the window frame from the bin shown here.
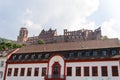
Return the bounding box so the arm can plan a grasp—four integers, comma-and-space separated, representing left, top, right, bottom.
84, 67, 89, 76
14, 68, 19, 76
67, 67, 72, 76
42, 67, 46, 76
76, 67, 81, 76
7, 68, 12, 76
20, 68, 25, 76
34, 67, 39, 76
92, 66, 98, 76
101, 66, 108, 76
27, 68, 32, 76
112, 66, 119, 76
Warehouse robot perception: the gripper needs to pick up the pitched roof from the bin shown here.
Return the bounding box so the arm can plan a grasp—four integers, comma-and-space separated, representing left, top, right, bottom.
16, 38, 120, 54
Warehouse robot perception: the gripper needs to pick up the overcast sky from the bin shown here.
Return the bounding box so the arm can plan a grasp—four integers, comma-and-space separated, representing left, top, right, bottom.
0, 0, 120, 40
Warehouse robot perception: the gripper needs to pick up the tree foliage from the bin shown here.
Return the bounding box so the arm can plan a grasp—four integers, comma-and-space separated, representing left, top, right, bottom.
0, 42, 22, 50
38, 39, 45, 44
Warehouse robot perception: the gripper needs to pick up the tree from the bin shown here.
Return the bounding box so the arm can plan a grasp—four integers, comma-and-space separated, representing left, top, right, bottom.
38, 39, 45, 44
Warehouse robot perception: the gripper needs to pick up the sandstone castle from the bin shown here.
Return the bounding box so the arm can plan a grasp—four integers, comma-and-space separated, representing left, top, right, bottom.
17, 27, 101, 44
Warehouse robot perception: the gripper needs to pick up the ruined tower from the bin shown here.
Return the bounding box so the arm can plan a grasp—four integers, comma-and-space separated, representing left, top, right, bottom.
17, 27, 28, 43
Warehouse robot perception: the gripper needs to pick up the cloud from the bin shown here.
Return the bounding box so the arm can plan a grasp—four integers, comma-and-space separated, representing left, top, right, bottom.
101, 19, 120, 39
20, 0, 100, 36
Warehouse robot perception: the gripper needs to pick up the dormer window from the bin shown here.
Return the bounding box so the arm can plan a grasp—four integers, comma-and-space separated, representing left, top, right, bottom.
19, 55, 22, 60
38, 54, 42, 59
93, 51, 97, 57
12, 55, 16, 60
78, 52, 82, 58
102, 50, 107, 56
25, 54, 29, 59
69, 52, 74, 59
111, 50, 117, 56
45, 54, 49, 59
85, 51, 90, 57
31, 54, 35, 59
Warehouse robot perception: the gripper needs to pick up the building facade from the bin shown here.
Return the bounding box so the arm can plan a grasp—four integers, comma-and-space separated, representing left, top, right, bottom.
17, 27, 101, 44
4, 39, 120, 80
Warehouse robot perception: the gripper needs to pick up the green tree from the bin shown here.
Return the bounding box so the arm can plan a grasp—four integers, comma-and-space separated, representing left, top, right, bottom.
38, 39, 45, 44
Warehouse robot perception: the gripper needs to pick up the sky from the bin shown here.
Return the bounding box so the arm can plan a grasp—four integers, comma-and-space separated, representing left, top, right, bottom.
0, 0, 120, 40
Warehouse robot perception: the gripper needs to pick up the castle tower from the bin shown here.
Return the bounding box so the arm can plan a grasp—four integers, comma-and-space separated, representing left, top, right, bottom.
17, 27, 28, 43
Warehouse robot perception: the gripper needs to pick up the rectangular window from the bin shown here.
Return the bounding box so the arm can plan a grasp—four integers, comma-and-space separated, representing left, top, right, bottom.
84, 67, 89, 76
101, 66, 108, 76
14, 68, 18, 76
7, 68, 12, 76
20, 68, 25, 76
0, 71, 3, 78
112, 66, 119, 76
0, 61, 4, 67
76, 67, 81, 76
27, 68, 32, 76
42, 67, 46, 76
67, 67, 72, 76
34, 67, 39, 76
92, 66, 98, 76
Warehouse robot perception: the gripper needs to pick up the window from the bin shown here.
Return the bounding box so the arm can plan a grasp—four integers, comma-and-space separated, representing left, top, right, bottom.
76, 67, 81, 76
0, 61, 4, 67
25, 54, 29, 59
14, 68, 18, 76
20, 68, 25, 76
112, 66, 119, 76
38, 54, 42, 59
31, 54, 35, 59
18, 55, 22, 60
111, 50, 117, 56
34, 67, 39, 76
102, 50, 107, 56
69, 52, 74, 59
27, 68, 32, 76
67, 67, 72, 76
93, 51, 97, 56
84, 67, 89, 76
0, 71, 3, 78
45, 54, 49, 59
78, 52, 82, 58
92, 67, 98, 76
42, 67, 46, 76
7, 68, 12, 76
12, 55, 16, 60
85, 51, 90, 57
101, 66, 108, 76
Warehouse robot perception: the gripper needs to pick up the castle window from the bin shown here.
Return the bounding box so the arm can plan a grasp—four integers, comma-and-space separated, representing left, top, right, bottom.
93, 51, 98, 57
84, 67, 89, 76
102, 50, 107, 56
101, 66, 108, 76
7, 68, 12, 76
78, 52, 82, 58
20, 68, 25, 76
67, 67, 72, 76
27, 68, 32, 76
76, 67, 81, 76
111, 50, 117, 56
14, 68, 19, 76
112, 66, 118, 76
34, 67, 39, 76
92, 66, 98, 76
42, 67, 46, 76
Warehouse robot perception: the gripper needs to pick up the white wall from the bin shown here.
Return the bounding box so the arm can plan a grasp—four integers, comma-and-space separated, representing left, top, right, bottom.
6, 63, 47, 80
66, 61, 120, 80
0, 57, 6, 80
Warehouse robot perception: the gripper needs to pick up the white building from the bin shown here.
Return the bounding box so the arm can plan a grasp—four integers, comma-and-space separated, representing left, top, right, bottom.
0, 49, 19, 80
4, 39, 120, 80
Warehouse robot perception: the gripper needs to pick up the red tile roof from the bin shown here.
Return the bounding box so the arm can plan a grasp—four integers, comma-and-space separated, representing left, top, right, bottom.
16, 38, 120, 54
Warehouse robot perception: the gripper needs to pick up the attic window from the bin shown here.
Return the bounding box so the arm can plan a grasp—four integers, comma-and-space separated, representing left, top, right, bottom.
12, 55, 16, 60
93, 51, 98, 57
102, 50, 107, 56
111, 50, 117, 56
78, 52, 82, 58
45, 54, 49, 59
38, 54, 42, 59
86, 51, 90, 57
31, 54, 35, 59
25, 54, 29, 59
18, 55, 22, 60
